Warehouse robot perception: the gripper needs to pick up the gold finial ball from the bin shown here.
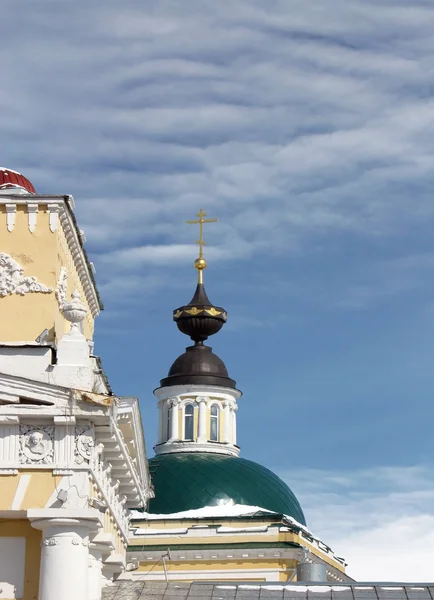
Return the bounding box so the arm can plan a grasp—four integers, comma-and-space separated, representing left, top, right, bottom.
194, 257, 207, 271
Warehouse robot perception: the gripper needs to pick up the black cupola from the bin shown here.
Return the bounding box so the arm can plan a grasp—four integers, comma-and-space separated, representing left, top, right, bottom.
159, 209, 236, 389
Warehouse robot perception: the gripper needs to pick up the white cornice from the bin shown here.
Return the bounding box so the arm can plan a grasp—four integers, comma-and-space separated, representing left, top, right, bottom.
154, 440, 239, 457
154, 384, 241, 402
118, 397, 152, 498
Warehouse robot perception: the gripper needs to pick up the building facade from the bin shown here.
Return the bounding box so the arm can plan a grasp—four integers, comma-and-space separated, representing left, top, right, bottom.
0, 169, 152, 600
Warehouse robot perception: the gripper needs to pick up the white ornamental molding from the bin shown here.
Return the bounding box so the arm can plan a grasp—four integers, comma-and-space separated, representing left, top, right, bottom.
55, 266, 68, 309
19, 425, 54, 465
5, 203, 16, 232
74, 424, 95, 465
0, 253, 53, 297
63, 290, 87, 333
27, 203, 38, 232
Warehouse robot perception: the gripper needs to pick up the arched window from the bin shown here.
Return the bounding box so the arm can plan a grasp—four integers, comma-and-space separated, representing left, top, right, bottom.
210, 405, 219, 442
184, 404, 194, 441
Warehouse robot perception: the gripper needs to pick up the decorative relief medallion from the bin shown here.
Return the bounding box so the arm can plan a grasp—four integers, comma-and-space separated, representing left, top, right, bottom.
55, 266, 68, 309
20, 425, 54, 464
0, 253, 52, 297
74, 425, 94, 465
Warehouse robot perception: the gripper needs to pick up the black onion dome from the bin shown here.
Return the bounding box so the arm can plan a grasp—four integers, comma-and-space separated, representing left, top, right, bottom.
160, 344, 236, 388
160, 280, 237, 389
173, 283, 227, 343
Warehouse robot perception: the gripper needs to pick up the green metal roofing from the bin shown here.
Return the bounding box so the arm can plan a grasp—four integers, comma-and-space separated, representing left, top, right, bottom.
145, 452, 306, 525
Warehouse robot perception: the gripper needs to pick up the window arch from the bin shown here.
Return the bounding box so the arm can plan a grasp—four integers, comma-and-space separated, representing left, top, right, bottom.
184, 404, 194, 441
210, 404, 219, 442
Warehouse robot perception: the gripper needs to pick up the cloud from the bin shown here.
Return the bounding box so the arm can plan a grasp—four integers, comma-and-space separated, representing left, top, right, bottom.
279, 465, 434, 581
3, 0, 434, 269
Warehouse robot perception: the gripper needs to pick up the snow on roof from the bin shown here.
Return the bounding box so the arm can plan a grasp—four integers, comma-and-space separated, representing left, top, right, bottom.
130, 503, 343, 562
0, 167, 21, 174
130, 503, 277, 521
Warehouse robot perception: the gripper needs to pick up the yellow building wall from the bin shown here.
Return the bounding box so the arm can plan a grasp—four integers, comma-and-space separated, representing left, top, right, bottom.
135, 557, 298, 581
0, 205, 57, 343
0, 202, 95, 344
0, 520, 41, 600
0, 471, 63, 511
130, 519, 345, 573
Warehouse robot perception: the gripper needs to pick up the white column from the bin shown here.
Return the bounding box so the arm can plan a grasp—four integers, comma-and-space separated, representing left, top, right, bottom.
232, 405, 238, 446
223, 402, 232, 444
169, 399, 179, 441
158, 402, 164, 444
197, 399, 207, 443
31, 514, 101, 600
88, 544, 104, 600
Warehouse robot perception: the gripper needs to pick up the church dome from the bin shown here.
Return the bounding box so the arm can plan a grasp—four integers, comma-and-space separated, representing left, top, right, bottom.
146, 452, 306, 525
160, 344, 236, 388
0, 168, 35, 194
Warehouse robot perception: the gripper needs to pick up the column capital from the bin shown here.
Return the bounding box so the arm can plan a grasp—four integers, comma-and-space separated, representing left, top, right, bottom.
28, 508, 103, 533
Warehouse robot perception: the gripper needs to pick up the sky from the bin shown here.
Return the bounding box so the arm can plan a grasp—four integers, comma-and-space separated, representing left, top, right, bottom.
3, 0, 434, 582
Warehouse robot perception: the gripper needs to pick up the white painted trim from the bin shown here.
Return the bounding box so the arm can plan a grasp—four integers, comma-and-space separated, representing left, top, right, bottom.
27, 203, 38, 232
5, 203, 16, 232
155, 384, 241, 402
11, 473, 31, 509
48, 203, 60, 232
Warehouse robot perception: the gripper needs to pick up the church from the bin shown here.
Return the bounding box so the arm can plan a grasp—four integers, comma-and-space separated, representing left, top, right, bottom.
0, 167, 400, 599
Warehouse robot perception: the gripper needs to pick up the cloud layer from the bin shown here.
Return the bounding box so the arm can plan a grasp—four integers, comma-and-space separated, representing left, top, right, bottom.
281, 465, 434, 582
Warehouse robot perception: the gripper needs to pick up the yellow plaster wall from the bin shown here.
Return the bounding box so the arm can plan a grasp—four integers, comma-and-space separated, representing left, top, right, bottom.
0, 203, 96, 343
20, 471, 62, 510
130, 518, 345, 573
0, 520, 41, 600
137, 557, 297, 578
0, 474, 20, 510
0, 205, 57, 342
0, 471, 62, 511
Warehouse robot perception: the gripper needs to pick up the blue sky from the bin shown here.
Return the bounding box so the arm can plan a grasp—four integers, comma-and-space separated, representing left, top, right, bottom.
4, 0, 434, 581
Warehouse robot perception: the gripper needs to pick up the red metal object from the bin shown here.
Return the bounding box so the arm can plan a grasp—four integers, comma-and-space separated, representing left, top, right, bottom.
0, 168, 36, 193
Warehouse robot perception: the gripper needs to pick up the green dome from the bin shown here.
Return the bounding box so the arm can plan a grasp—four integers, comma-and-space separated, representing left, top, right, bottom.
147, 452, 306, 525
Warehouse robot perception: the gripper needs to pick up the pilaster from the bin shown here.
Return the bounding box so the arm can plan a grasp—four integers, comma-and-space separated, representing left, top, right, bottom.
0, 414, 20, 473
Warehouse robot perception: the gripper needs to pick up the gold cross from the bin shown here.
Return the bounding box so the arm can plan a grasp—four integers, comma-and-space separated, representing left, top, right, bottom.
186, 208, 218, 259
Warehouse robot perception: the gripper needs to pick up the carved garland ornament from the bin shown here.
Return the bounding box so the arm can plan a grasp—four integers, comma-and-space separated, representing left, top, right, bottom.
19, 425, 54, 464
55, 266, 68, 309
0, 253, 52, 297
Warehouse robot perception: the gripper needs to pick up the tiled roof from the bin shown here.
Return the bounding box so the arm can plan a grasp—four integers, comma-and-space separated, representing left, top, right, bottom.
102, 582, 434, 600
